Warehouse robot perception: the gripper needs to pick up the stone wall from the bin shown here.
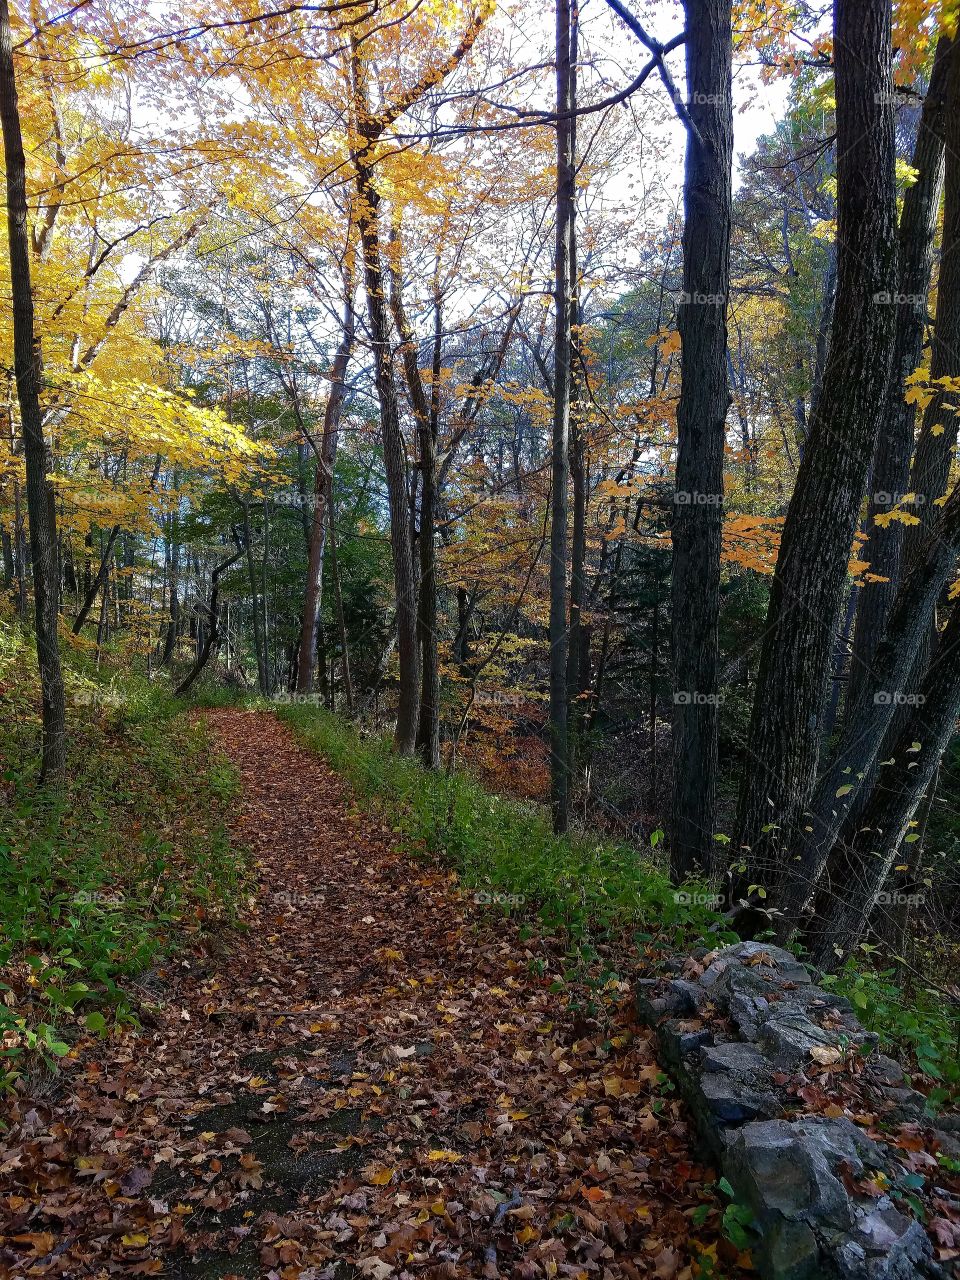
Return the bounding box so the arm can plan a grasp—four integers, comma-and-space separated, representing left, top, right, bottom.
636, 941, 955, 1279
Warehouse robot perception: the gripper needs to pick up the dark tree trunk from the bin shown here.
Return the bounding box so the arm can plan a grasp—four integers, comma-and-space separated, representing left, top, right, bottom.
670, 0, 733, 879
0, 0, 66, 782
175, 548, 243, 696
241, 501, 268, 695
72, 524, 120, 634
804, 600, 960, 971
735, 0, 897, 893
295, 298, 354, 693
386, 240, 439, 767
351, 50, 420, 753
326, 478, 353, 712
847, 34, 955, 712
549, 0, 576, 833
903, 40, 960, 552
778, 480, 960, 928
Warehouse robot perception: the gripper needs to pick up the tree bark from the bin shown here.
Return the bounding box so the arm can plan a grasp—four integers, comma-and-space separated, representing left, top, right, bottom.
295, 297, 354, 693
734, 0, 897, 892
549, 0, 576, 833
846, 34, 955, 712
175, 547, 243, 696
804, 599, 960, 971
778, 478, 960, 927
72, 523, 120, 634
351, 46, 420, 754
0, 0, 66, 783
326, 477, 354, 712
386, 236, 439, 767
670, 0, 733, 879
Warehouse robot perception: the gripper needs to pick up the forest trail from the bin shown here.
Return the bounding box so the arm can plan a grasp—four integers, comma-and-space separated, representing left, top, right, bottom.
2, 709, 735, 1280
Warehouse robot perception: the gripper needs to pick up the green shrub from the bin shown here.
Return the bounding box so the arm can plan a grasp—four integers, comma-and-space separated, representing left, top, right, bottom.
0, 628, 246, 1085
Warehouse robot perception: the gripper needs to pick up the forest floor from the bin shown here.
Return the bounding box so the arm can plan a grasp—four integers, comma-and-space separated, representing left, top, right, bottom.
1, 708, 744, 1280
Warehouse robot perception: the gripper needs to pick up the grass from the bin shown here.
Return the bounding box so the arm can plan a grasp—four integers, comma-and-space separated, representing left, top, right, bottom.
0, 623, 247, 1084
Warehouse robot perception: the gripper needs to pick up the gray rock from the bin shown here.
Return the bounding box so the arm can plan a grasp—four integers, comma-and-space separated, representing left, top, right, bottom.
758, 1010, 852, 1070
725, 1118, 855, 1229
701, 1040, 770, 1077
843, 1202, 933, 1278
699, 1071, 781, 1123
761, 1219, 822, 1280
716, 941, 813, 985
864, 1054, 905, 1087
657, 1020, 713, 1065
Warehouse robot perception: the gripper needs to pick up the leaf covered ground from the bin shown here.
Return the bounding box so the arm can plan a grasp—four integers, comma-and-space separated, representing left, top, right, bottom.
0, 709, 743, 1279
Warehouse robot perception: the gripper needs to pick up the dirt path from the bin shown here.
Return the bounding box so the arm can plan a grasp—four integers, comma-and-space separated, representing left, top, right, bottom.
1, 709, 739, 1279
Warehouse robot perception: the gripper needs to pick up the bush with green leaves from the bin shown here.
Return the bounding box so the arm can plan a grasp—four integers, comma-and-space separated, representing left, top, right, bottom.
0, 627, 245, 1085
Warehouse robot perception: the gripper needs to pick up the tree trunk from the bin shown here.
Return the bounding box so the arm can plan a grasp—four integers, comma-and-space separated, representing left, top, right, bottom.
295, 298, 354, 693
72, 523, 120, 634
386, 237, 439, 767
669, 0, 733, 879
241, 501, 268, 695
0, 0, 66, 783
846, 34, 955, 712
734, 0, 897, 894
804, 599, 960, 971
326, 477, 354, 712
351, 51, 420, 753
175, 548, 243, 696
549, 0, 575, 834
778, 479, 960, 927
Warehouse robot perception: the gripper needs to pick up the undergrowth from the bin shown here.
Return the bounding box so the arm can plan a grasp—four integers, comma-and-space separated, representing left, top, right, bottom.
0, 625, 245, 1087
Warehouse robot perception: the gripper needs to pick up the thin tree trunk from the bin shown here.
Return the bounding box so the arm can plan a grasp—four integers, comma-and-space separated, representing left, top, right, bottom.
175, 548, 243, 696
0, 0, 66, 782
386, 236, 439, 766
549, 0, 575, 834
72, 523, 120, 634
670, 0, 733, 879
327, 479, 354, 712
241, 501, 268, 695
295, 298, 354, 693
734, 0, 897, 895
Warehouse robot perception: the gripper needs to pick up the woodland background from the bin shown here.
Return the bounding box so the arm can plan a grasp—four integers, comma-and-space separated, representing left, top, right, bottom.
2, 0, 960, 1087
